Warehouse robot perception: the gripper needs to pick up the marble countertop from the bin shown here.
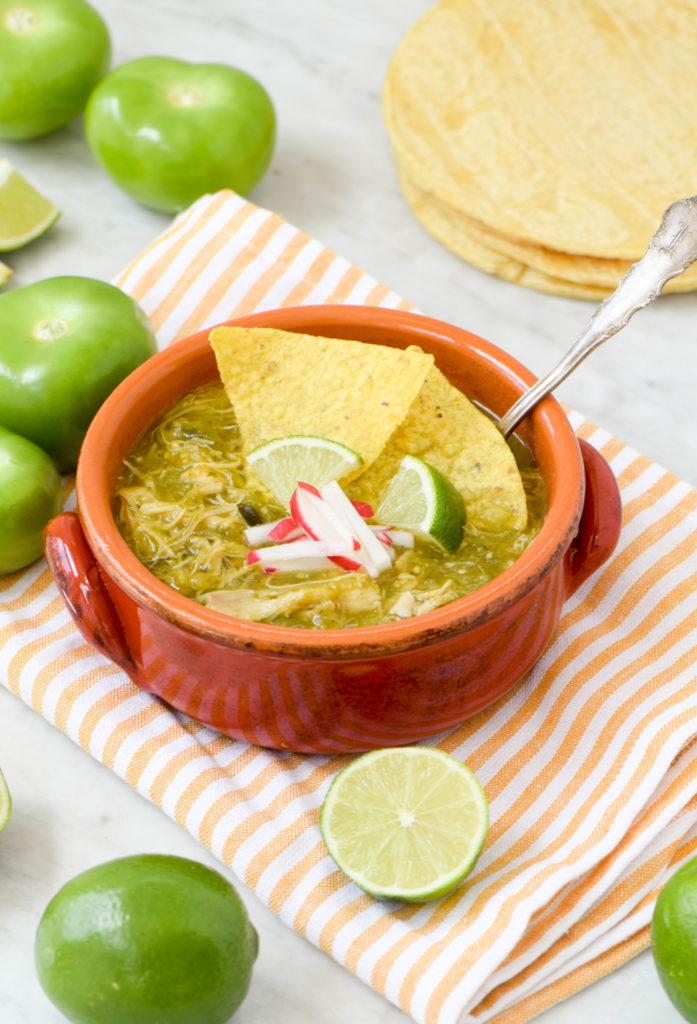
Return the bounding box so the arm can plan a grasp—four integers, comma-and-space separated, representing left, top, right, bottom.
0, 1, 692, 1021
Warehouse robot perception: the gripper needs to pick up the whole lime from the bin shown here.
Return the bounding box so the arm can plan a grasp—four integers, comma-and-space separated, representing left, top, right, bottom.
651, 855, 697, 1022
35, 854, 259, 1024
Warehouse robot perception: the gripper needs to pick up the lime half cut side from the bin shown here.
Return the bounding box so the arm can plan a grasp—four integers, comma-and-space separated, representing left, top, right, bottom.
0, 767, 11, 833
320, 747, 488, 902
246, 434, 363, 508
375, 454, 466, 553
0, 159, 60, 251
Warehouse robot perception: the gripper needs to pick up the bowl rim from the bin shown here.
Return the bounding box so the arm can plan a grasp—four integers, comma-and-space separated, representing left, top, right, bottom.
76, 305, 584, 657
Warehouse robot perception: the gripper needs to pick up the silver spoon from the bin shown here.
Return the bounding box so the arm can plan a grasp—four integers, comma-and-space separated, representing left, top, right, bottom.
497, 195, 697, 438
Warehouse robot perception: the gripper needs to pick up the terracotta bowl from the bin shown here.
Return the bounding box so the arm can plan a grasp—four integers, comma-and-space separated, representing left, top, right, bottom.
44, 306, 622, 753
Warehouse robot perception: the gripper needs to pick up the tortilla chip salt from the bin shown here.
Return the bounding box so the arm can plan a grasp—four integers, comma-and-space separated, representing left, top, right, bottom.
209, 326, 434, 469
350, 365, 528, 531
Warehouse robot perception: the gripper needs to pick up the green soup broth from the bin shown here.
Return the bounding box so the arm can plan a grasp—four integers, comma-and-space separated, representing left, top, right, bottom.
114, 382, 546, 629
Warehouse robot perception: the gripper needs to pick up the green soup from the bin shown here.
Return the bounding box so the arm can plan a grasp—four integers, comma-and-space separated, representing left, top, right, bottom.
115, 383, 546, 629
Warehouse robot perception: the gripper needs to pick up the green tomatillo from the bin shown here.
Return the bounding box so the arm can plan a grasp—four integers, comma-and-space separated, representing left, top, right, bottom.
0, 0, 110, 140
85, 56, 276, 213
0, 276, 157, 472
0, 425, 62, 574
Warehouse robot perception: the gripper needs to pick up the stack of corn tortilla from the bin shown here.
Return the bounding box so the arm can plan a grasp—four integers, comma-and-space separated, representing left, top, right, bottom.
383, 0, 697, 299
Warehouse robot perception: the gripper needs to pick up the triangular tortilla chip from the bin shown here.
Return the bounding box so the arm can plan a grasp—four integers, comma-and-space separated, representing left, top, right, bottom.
350, 365, 528, 531
210, 326, 433, 469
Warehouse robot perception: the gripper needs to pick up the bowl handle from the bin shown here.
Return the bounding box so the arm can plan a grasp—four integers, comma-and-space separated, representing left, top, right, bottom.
44, 511, 134, 673
564, 438, 622, 597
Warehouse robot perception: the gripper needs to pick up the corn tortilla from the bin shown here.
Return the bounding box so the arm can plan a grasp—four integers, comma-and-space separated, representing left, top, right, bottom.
210, 326, 433, 468
384, 0, 697, 261
395, 154, 697, 294
396, 161, 610, 301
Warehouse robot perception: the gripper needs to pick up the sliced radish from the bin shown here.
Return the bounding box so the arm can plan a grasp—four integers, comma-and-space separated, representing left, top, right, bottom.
246, 538, 360, 574
368, 524, 415, 549
385, 529, 415, 548
290, 485, 355, 545
290, 482, 362, 570
259, 555, 339, 573
351, 500, 374, 519
243, 517, 303, 546
269, 517, 303, 542
320, 481, 394, 577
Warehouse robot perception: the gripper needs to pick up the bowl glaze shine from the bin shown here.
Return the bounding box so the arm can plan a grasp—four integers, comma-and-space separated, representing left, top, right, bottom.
45, 306, 622, 752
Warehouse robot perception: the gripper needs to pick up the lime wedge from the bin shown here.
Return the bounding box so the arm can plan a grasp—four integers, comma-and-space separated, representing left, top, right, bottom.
246, 434, 363, 508
0, 260, 11, 288
0, 159, 60, 251
320, 746, 488, 902
375, 454, 466, 553
0, 767, 12, 833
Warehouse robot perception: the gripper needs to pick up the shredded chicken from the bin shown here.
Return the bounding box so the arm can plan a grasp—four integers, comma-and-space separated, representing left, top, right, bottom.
389, 592, 416, 619
203, 574, 381, 624
412, 580, 458, 615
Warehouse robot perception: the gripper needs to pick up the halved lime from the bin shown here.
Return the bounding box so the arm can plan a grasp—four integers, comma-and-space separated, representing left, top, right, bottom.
0, 159, 60, 251
375, 454, 466, 553
0, 767, 11, 833
247, 435, 363, 508
0, 260, 11, 288
320, 746, 488, 902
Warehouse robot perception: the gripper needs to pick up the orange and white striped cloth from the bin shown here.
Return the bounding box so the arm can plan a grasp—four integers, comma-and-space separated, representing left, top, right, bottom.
3, 190, 697, 1024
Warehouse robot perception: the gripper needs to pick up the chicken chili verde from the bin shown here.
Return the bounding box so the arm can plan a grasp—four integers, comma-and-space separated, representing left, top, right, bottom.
115, 327, 546, 628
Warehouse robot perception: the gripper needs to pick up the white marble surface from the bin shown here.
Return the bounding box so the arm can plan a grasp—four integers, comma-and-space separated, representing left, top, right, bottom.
0, 1, 693, 1022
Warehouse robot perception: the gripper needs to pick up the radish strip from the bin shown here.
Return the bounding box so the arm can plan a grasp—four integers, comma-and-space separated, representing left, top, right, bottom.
368, 525, 415, 548
250, 539, 355, 562
269, 517, 303, 542
259, 556, 340, 573
243, 521, 282, 546
351, 500, 374, 518
320, 481, 393, 576
385, 529, 415, 548
290, 482, 362, 570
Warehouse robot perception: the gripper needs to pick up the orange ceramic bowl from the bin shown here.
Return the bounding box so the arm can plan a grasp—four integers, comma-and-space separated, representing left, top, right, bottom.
45, 306, 622, 752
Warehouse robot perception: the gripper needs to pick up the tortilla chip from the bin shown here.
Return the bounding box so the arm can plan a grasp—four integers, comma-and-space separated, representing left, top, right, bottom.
209, 326, 434, 468
350, 365, 528, 531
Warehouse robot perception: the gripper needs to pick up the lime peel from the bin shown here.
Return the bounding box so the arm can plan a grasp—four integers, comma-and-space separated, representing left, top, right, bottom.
320, 746, 488, 902
376, 454, 466, 553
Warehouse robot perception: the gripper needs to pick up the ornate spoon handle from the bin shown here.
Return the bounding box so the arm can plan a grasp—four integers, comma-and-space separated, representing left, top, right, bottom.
497, 195, 697, 438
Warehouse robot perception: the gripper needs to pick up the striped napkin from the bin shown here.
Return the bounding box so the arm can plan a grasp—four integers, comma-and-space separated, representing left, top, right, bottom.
3, 190, 697, 1024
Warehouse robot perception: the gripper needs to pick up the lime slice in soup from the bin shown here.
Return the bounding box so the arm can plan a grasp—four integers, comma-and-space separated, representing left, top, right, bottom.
0, 159, 59, 251
320, 746, 489, 902
376, 454, 466, 552
0, 767, 11, 833
246, 435, 363, 508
